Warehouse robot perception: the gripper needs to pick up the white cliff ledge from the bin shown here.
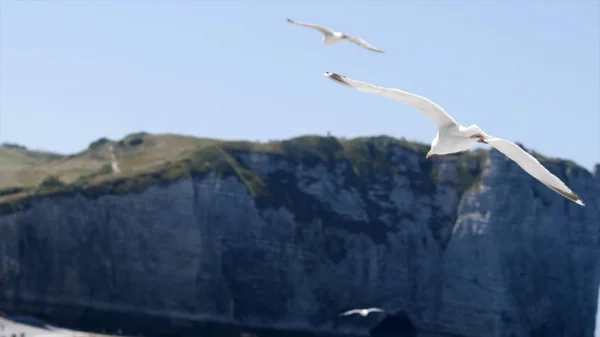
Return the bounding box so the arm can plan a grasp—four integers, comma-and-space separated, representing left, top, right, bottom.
0, 134, 598, 337
0, 316, 125, 337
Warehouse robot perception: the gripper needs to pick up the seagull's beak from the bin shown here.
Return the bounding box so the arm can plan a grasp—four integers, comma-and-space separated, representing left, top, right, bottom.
426, 151, 433, 159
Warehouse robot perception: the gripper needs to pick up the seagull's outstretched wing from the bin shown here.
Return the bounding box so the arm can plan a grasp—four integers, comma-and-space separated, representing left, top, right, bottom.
366, 308, 385, 313
286, 18, 334, 36
339, 309, 361, 316
324, 72, 458, 129
345, 35, 384, 53
484, 137, 585, 206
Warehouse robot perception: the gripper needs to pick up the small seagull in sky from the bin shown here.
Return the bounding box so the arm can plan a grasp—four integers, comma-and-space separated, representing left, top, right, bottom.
286, 18, 384, 53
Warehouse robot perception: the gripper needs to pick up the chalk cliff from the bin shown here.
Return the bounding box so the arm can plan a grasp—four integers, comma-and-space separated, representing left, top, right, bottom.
0, 135, 598, 337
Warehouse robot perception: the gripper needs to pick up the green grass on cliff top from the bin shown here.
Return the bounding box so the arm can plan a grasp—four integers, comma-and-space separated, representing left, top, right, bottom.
0, 144, 65, 188
0, 132, 580, 216
0, 133, 213, 190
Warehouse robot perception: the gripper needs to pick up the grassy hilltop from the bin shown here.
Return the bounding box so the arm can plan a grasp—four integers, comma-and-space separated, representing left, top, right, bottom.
0, 131, 577, 217
0, 133, 212, 189
0, 132, 433, 214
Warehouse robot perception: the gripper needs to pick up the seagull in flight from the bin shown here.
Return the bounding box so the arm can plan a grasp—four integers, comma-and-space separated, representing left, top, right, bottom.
339, 308, 385, 317
286, 18, 384, 53
324, 72, 585, 207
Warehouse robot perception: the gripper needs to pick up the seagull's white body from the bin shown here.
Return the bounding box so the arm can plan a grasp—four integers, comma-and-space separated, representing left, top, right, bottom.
324, 72, 585, 207
339, 308, 385, 317
323, 32, 345, 46
286, 18, 384, 53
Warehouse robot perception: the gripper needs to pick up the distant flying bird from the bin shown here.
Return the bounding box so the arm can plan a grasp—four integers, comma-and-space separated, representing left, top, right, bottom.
324, 72, 585, 207
286, 18, 384, 53
339, 308, 385, 317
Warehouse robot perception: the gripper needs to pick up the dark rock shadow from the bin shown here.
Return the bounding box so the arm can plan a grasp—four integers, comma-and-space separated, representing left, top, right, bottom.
369, 311, 417, 337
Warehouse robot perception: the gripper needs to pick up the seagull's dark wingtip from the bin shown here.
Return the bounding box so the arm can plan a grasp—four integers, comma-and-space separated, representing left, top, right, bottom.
324, 72, 351, 87
545, 184, 586, 207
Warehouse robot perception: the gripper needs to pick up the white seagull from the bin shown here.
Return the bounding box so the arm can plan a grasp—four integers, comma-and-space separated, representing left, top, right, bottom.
286, 18, 384, 53
324, 72, 585, 207
339, 308, 385, 317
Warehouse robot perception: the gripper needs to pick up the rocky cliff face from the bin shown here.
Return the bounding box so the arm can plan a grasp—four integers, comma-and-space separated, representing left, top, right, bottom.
0, 135, 598, 337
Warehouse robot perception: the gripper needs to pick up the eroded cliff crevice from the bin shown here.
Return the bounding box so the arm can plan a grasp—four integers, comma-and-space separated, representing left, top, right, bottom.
0, 135, 598, 337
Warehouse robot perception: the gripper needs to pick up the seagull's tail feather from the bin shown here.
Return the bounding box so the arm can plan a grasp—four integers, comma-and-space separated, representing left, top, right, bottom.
324, 72, 353, 88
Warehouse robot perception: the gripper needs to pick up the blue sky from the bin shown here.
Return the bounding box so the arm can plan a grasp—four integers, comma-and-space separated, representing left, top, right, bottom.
1, 1, 599, 170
